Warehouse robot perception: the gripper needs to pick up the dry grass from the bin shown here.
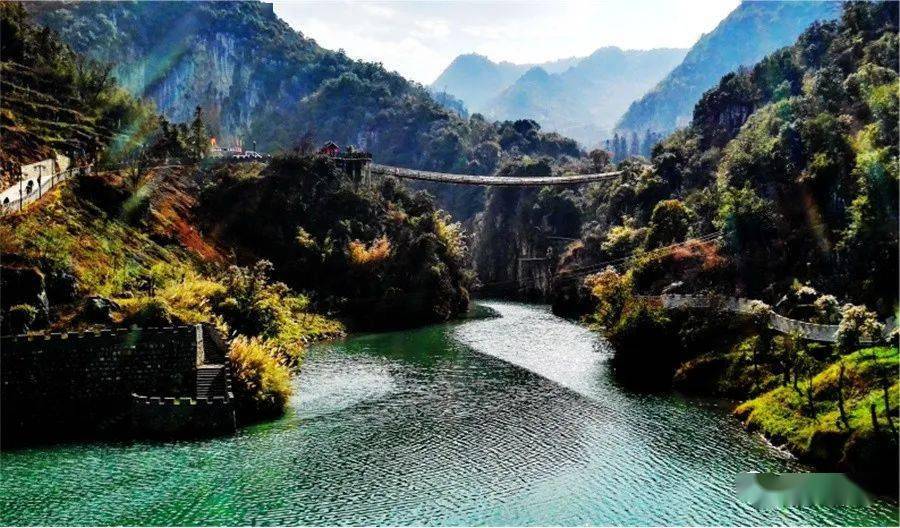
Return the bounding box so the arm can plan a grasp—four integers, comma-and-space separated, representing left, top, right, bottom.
348, 235, 392, 266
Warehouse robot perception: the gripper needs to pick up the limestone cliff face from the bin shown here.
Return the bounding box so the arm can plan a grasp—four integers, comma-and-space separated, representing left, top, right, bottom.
472, 187, 557, 299
132, 31, 267, 139
28, 1, 339, 146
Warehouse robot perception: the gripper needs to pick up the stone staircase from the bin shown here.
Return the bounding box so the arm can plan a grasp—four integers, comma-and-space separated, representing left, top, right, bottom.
196, 365, 229, 398
196, 325, 233, 399
131, 324, 237, 437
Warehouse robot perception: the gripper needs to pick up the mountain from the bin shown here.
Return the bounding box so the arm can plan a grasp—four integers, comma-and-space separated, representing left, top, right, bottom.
563, 1, 898, 491
2, 3, 478, 424
430, 53, 580, 114
24, 1, 580, 178
615, 0, 842, 136
486, 47, 687, 147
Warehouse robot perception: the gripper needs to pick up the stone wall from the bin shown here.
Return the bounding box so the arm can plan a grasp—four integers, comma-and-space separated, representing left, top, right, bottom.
131, 395, 236, 437
0, 325, 231, 444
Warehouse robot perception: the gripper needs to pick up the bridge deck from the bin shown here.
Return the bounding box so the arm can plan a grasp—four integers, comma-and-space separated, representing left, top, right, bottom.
368, 163, 623, 186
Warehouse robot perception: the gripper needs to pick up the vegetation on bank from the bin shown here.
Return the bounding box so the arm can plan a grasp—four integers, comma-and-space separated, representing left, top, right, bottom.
228, 336, 294, 420
584, 264, 899, 492
197, 154, 474, 329
736, 347, 898, 491
0, 163, 342, 420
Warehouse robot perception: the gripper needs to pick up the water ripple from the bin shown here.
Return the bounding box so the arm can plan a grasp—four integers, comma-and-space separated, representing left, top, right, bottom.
1, 302, 897, 526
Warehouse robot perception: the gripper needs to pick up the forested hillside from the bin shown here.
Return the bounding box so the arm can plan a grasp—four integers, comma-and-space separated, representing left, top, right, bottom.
0, 2, 153, 185
1, 4, 474, 419
565, 0, 898, 312
559, 2, 898, 490
26, 1, 579, 179
430, 53, 580, 114
615, 0, 841, 137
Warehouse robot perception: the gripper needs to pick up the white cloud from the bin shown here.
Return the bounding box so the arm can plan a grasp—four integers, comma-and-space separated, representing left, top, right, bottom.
273, 0, 740, 84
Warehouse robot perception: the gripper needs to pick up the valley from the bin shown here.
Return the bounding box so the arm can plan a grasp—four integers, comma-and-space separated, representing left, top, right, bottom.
1, 0, 898, 524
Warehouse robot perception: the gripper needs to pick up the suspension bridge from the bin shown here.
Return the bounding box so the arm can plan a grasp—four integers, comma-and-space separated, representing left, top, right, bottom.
341, 159, 627, 186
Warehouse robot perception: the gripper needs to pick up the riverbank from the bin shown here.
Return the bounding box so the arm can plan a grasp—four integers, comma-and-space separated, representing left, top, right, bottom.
579, 287, 899, 494
2, 301, 896, 525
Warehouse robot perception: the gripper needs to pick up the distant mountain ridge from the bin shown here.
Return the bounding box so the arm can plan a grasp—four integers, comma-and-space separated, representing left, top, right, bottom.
432, 47, 686, 147
430, 53, 581, 114
486, 47, 686, 147
615, 0, 842, 136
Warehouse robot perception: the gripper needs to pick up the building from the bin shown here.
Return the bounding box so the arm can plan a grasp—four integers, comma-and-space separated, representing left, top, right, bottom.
319, 141, 340, 157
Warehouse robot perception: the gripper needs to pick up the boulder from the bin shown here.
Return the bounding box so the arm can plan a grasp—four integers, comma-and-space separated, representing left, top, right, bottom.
46, 269, 78, 303
0, 266, 49, 326
80, 296, 119, 324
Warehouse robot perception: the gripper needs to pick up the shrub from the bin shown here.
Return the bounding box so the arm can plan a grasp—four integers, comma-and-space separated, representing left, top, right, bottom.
6, 304, 38, 334
159, 277, 227, 324
228, 336, 292, 420
214, 261, 344, 352
216, 261, 283, 336
114, 296, 176, 327
432, 213, 465, 260
837, 304, 884, 353
813, 294, 841, 324
601, 223, 647, 260
347, 235, 392, 266
644, 199, 693, 249
584, 267, 633, 329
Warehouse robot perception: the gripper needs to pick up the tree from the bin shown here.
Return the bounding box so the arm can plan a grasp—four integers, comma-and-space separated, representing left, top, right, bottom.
716, 184, 779, 291
587, 149, 611, 172
189, 106, 209, 161
837, 360, 851, 430
813, 294, 841, 324
780, 330, 802, 388
796, 342, 819, 418
835, 304, 883, 354
611, 133, 623, 162
645, 199, 692, 249
585, 267, 632, 329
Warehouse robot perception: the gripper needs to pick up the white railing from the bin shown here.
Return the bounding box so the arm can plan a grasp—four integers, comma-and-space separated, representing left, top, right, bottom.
0, 166, 86, 216
649, 293, 896, 344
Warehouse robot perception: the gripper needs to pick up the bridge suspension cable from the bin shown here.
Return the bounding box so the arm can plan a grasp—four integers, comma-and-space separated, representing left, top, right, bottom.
367, 163, 624, 187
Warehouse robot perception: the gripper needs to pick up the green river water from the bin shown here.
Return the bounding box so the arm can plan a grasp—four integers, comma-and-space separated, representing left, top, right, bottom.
1, 301, 897, 525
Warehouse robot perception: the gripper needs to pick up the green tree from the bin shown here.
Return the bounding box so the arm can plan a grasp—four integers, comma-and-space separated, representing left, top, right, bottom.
716, 184, 778, 291
645, 199, 693, 248
189, 106, 209, 160
835, 304, 884, 354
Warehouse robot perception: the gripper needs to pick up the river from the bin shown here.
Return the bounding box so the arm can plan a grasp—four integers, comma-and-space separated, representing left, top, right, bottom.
1, 302, 897, 525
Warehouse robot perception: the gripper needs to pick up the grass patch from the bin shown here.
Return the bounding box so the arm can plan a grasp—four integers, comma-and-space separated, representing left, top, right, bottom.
736, 347, 899, 455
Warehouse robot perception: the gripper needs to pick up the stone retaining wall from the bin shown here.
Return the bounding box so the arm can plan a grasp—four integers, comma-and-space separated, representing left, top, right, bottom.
131, 394, 235, 437
0, 324, 235, 444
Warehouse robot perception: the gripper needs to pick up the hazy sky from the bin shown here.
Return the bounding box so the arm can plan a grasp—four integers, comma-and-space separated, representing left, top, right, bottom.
273, 0, 741, 85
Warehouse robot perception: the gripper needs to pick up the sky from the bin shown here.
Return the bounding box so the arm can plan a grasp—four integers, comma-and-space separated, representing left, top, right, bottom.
273, 0, 741, 85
